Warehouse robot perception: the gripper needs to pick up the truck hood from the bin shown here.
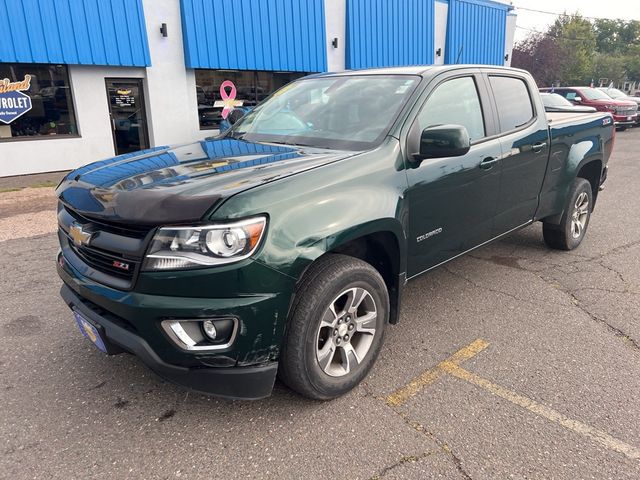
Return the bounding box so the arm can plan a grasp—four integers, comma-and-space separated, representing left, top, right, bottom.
57, 138, 356, 225
589, 98, 637, 107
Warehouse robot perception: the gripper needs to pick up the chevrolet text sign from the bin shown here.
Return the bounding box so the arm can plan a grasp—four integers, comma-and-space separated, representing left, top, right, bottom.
0, 75, 33, 124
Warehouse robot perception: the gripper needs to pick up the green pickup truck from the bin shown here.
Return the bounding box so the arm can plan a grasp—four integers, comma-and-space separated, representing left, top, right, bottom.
56, 66, 614, 400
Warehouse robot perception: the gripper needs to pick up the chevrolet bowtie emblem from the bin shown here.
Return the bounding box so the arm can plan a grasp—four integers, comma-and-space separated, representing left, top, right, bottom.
69, 223, 93, 247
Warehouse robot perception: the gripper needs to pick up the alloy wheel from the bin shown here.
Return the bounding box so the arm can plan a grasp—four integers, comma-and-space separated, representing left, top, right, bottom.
315, 287, 378, 377
570, 191, 589, 239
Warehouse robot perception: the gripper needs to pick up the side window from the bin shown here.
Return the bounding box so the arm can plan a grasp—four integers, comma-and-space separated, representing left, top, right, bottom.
489, 76, 534, 132
417, 76, 485, 142
564, 91, 577, 100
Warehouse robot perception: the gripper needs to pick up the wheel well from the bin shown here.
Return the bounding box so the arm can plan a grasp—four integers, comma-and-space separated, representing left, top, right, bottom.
329, 232, 402, 324
577, 160, 602, 207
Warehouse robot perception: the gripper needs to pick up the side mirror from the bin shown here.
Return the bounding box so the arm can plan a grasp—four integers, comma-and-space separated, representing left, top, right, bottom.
413, 124, 471, 162
573, 96, 582, 103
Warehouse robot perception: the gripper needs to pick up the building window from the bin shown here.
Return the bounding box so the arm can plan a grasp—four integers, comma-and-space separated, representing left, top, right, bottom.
0, 64, 78, 141
195, 70, 307, 129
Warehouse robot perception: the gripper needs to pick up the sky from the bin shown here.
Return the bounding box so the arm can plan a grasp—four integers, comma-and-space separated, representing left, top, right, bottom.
511, 0, 640, 43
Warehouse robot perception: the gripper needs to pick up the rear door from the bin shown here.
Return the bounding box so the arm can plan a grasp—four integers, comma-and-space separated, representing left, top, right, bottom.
485, 73, 550, 234
404, 73, 503, 276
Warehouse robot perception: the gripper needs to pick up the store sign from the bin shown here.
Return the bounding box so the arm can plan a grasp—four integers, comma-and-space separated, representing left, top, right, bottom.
0, 75, 33, 124
114, 88, 135, 107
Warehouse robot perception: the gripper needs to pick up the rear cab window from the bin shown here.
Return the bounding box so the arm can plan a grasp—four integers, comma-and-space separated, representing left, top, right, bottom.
488, 76, 535, 132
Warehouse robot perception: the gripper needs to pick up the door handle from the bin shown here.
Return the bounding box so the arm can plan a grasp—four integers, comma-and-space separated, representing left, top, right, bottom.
479, 156, 498, 170
532, 142, 547, 153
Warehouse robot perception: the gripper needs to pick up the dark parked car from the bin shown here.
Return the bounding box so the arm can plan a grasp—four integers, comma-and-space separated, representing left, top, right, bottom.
540, 92, 596, 113
56, 66, 614, 400
540, 86, 637, 129
598, 87, 640, 126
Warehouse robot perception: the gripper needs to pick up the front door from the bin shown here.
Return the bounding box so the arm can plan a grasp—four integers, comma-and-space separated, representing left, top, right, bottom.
105, 79, 150, 155
405, 75, 502, 277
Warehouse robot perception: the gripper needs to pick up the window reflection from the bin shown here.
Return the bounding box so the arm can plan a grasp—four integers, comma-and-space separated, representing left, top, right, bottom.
0, 64, 78, 141
195, 70, 307, 129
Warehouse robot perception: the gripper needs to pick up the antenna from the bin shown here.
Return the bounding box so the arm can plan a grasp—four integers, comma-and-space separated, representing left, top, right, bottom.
455, 45, 464, 64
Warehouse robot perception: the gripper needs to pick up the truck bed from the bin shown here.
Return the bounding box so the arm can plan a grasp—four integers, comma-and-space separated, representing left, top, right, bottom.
546, 111, 605, 126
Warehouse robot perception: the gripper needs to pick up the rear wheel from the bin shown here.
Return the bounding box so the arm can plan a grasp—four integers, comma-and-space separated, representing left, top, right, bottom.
279, 254, 389, 400
543, 178, 593, 250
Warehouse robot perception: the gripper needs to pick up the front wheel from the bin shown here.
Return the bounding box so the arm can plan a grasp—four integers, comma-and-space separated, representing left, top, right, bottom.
543, 178, 593, 250
279, 254, 389, 400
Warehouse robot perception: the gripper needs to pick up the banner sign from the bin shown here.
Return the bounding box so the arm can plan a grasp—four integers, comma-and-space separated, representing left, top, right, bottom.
0, 75, 33, 124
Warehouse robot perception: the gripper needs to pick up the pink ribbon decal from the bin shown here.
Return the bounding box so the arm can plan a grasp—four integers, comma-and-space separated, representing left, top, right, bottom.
219, 80, 238, 119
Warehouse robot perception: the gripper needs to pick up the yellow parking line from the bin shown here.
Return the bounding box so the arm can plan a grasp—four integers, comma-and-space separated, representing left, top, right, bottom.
441, 362, 640, 461
386, 338, 489, 407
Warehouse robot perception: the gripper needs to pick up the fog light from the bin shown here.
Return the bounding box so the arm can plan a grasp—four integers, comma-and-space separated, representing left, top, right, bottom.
202, 320, 217, 340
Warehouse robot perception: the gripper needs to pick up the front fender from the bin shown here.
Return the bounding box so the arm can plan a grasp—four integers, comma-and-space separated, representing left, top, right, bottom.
210, 138, 409, 281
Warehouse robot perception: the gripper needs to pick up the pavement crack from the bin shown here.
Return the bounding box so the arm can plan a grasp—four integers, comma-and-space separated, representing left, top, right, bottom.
368, 451, 434, 480
442, 443, 473, 480
442, 265, 563, 310
386, 406, 473, 480
535, 272, 640, 351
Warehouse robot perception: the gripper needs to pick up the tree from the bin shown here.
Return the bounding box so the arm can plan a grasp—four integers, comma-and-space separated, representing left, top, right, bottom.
549, 14, 597, 85
512, 14, 640, 86
512, 33, 563, 87
593, 19, 621, 54
592, 53, 626, 85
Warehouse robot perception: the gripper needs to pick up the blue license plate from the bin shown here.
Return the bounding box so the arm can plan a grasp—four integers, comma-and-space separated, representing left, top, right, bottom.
73, 311, 108, 353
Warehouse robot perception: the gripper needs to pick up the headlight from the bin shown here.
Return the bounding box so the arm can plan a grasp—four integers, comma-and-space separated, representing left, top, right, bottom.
142, 216, 267, 271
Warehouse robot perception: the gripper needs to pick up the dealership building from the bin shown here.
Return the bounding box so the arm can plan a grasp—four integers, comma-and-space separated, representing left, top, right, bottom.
0, 0, 516, 177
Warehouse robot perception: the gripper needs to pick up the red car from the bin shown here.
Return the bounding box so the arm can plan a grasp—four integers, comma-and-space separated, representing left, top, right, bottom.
540, 86, 637, 129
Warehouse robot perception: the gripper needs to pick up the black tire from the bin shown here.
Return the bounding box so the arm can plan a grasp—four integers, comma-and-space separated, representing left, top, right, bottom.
279, 254, 389, 400
543, 178, 593, 250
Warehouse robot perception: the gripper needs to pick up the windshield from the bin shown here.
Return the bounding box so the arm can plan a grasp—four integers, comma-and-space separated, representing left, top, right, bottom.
600, 88, 625, 99
541, 93, 572, 107
227, 75, 420, 150
580, 88, 611, 100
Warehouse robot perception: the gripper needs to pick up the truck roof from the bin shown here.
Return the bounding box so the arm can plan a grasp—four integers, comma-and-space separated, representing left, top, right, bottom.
308, 64, 529, 78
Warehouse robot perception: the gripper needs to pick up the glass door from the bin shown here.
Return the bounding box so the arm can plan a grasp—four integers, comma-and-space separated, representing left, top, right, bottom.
105, 79, 150, 155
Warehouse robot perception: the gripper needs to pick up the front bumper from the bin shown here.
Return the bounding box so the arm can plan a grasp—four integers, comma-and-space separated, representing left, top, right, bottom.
612, 113, 637, 126
57, 249, 296, 399
61, 284, 278, 399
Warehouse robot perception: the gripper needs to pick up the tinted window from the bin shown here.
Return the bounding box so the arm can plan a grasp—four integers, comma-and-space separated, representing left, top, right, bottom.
417, 77, 485, 141
0, 64, 78, 141
489, 76, 534, 132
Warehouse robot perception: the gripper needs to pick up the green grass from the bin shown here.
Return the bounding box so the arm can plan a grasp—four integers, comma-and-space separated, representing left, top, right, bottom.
0, 181, 57, 194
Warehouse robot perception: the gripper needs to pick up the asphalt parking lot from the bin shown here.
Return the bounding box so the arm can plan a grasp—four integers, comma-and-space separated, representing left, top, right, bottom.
1, 130, 639, 479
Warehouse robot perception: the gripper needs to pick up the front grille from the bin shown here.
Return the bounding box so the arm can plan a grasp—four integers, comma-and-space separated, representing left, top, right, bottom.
59, 204, 154, 289
63, 205, 152, 237
615, 106, 638, 115
67, 238, 139, 280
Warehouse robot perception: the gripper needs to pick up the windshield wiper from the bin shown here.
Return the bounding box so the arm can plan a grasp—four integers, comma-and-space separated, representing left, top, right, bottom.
226, 131, 246, 140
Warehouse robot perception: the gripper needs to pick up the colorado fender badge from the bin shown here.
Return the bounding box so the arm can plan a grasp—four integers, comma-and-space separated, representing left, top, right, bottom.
417, 227, 443, 243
